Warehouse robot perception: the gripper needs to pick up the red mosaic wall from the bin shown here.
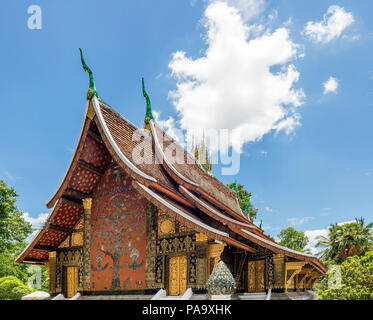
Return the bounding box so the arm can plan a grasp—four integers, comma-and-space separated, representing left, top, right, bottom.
90, 160, 147, 291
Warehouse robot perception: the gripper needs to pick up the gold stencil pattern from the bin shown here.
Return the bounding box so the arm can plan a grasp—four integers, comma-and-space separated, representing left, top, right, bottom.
71, 232, 83, 247
38, 230, 67, 247
50, 203, 83, 229
68, 167, 101, 194
81, 135, 108, 170
28, 249, 49, 261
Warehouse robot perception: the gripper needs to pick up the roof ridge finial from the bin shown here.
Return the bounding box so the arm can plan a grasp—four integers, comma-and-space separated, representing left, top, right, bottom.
142, 77, 153, 131
79, 48, 99, 100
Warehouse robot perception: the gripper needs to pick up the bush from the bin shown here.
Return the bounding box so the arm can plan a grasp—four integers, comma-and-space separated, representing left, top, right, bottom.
316, 251, 373, 300
0, 276, 34, 300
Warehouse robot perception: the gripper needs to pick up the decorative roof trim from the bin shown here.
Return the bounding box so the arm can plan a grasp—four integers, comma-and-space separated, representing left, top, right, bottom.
16, 200, 61, 264
179, 185, 256, 229
151, 183, 196, 209
134, 182, 256, 253
135, 182, 228, 237
196, 187, 252, 224
241, 228, 314, 258
150, 119, 199, 187
92, 96, 157, 183
150, 119, 249, 222
46, 101, 91, 208
240, 228, 327, 273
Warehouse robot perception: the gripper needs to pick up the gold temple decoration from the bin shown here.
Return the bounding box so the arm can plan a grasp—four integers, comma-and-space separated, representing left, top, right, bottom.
87, 101, 96, 120
296, 267, 313, 291
72, 232, 83, 247
82, 198, 92, 210
169, 255, 187, 296
66, 266, 78, 298
49, 251, 56, 259
247, 260, 265, 292
196, 233, 208, 242
304, 271, 321, 290
59, 236, 70, 249
284, 261, 306, 292
159, 219, 174, 235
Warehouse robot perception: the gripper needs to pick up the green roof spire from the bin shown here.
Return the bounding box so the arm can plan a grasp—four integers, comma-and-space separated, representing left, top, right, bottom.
79, 48, 98, 100
259, 219, 263, 230
142, 77, 153, 119
142, 77, 153, 130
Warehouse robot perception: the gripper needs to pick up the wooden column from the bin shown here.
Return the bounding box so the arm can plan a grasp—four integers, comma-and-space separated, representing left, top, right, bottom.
82, 198, 92, 291
48, 251, 57, 294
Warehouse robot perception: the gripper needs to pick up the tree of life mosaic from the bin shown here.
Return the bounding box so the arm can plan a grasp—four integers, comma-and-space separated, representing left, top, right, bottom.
90, 161, 147, 291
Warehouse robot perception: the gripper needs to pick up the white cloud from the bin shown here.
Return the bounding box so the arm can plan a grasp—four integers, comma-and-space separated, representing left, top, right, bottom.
169, 2, 304, 153
323, 76, 339, 94
288, 216, 313, 226
207, 0, 266, 22
153, 110, 184, 144
304, 227, 330, 255
3, 171, 22, 181
304, 5, 354, 44
264, 206, 272, 213
23, 212, 49, 236
304, 220, 355, 255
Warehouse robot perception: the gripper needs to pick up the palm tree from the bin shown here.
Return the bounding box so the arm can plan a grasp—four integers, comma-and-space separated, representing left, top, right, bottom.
316, 218, 373, 264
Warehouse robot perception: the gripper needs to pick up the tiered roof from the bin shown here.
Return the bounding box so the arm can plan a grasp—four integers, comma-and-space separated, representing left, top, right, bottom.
16, 53, 327, 275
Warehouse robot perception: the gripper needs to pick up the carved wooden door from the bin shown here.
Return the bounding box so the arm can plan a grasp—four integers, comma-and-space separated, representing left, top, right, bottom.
169, 256, 187, 296
66, 266, 78, 298
247, 260, 265, 292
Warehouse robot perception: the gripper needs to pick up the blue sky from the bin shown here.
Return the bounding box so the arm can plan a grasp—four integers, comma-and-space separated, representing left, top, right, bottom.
0, 1, 372, 250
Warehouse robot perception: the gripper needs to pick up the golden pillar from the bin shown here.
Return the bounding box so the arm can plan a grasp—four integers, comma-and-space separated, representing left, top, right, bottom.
82, 198, 92, 291
48, 251, 57, 293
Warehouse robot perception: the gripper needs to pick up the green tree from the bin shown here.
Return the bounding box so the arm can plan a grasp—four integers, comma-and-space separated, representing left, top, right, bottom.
315, 251, 373, 300
227, 182, 258, 221
316, 218, 373, 265
277, 227, 309, 252
0, 180, 33, 284
0, 276, 34, 300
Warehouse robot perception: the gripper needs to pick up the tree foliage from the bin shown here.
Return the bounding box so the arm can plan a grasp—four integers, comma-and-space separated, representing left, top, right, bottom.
0, 180, 33, 284
277, 227, 309, 252
227, 182, 258, 221
316, 218, 373, 265
0, 276, 34, 300
315, 251, 373, 300
0, 180, 32, 252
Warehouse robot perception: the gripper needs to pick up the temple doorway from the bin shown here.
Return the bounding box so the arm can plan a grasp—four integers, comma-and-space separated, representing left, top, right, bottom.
247, 260, 265, 292
64, 266, 78, 298
168, 255, 187, 296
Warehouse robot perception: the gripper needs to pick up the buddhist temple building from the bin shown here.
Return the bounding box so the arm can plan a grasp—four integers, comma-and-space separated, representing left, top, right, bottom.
16, 51, 326, 298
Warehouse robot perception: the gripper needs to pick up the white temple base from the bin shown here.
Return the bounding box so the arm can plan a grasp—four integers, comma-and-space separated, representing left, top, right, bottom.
210, 294, 231, 300
22, 291, 50, 300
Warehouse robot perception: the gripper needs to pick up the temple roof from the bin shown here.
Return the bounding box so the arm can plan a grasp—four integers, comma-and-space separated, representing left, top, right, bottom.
16, 73, 326, 274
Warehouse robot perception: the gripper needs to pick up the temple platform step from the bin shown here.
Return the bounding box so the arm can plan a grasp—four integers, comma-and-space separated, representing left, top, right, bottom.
285, 291, 316, 300
238, 292, 267, 300
78, 295, 153, 300
270, 292, 291, 300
